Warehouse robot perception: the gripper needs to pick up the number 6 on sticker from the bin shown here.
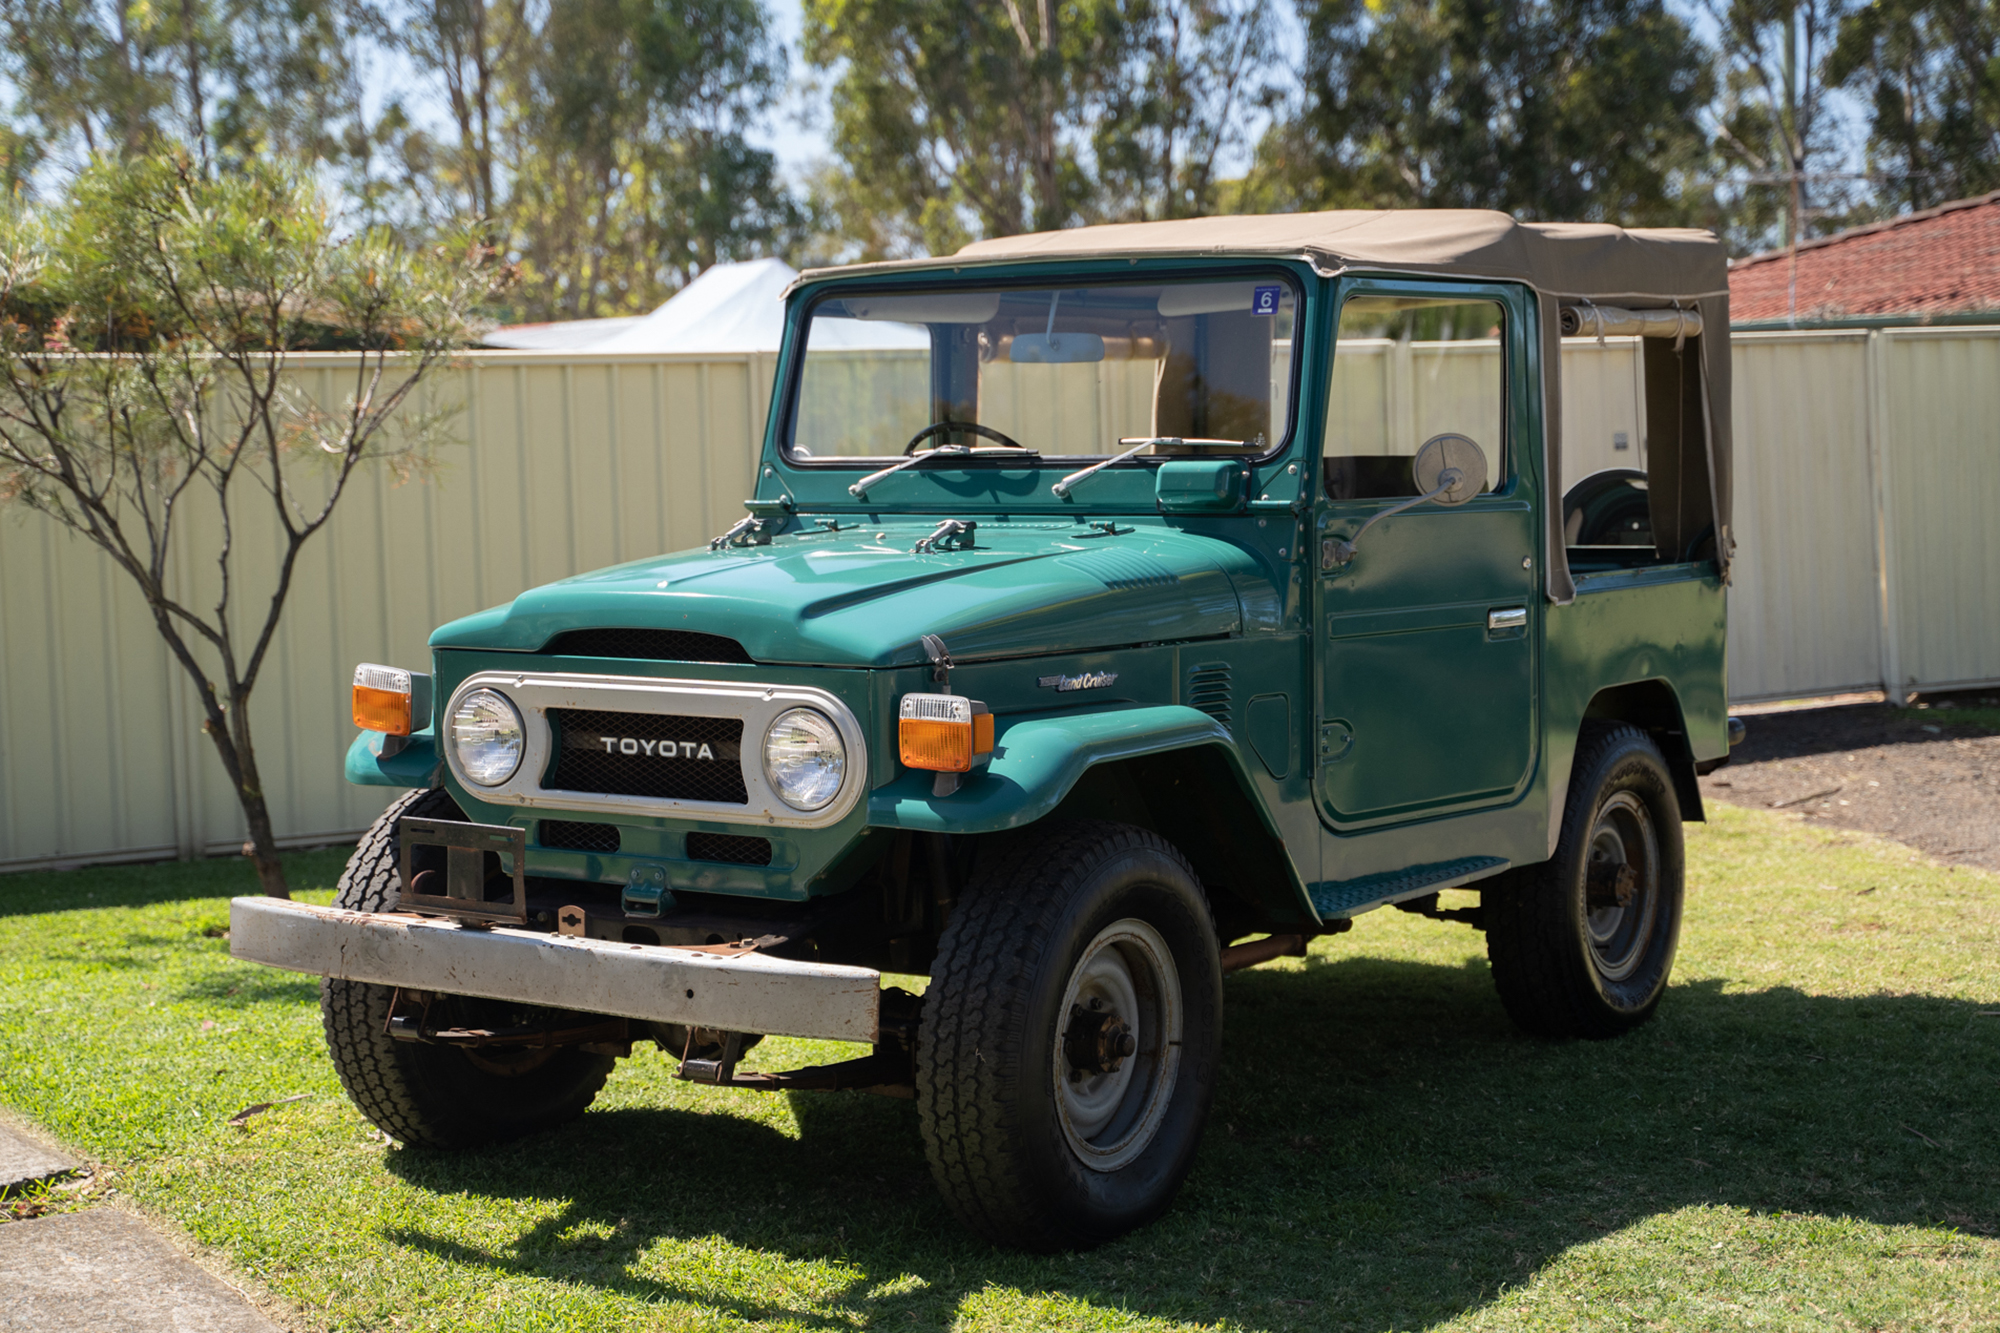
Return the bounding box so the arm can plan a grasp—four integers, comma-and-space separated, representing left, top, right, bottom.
1252, 285, 1281, 316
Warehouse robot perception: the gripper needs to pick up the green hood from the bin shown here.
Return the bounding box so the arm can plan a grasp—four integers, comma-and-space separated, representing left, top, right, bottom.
431, 521, 1277, 667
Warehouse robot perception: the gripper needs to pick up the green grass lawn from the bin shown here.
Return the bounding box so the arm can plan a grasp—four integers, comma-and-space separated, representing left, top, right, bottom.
3, 804, 1997, 1332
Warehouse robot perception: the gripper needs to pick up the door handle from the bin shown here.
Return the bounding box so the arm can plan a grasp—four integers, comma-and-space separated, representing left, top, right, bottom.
1487, 607, 1527, 632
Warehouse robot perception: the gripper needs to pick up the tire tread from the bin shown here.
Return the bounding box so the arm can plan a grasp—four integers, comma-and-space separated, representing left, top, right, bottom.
916, 821, 1214, 1249
319, 789, 612, 1148
1486, 722, 1681, 1039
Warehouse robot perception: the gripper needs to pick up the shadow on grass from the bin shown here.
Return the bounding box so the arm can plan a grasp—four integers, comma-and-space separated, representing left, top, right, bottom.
378, 952, 2000, 1331
0, 845, 354, 918
173, 971, 321, 1007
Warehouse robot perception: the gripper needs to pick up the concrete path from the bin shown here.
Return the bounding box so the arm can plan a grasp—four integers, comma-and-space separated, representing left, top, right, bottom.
0, 1119, 72, 1194
0, 1123, 285, 1332
0, 1209, 284, 1332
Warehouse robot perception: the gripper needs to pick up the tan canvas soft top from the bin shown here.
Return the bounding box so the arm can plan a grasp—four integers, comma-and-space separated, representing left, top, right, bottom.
798, 210, 1734, 599
952, 210, 1727, 301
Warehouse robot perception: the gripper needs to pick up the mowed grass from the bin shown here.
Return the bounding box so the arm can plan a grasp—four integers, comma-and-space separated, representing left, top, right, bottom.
2, 805, 1998, 1332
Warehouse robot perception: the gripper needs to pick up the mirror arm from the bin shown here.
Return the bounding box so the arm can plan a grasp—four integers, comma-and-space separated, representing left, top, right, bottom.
1325, 468, 1463, 567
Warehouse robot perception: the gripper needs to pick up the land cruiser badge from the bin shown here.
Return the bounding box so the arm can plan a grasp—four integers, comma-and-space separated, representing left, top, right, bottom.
1038, 670, 1118, 693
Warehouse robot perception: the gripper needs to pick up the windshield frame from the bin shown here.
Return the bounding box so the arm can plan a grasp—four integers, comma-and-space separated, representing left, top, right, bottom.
773, 262, 1310, 474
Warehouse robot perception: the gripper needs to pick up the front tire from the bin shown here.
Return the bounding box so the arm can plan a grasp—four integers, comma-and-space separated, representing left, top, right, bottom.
915, 821, 1221, 1251
1485, 724, 1686, 1038
320, 788, 615, 1148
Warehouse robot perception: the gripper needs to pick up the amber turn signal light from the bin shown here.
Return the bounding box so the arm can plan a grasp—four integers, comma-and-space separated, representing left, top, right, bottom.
898, 694, 994, 773
352, 663, 414, 736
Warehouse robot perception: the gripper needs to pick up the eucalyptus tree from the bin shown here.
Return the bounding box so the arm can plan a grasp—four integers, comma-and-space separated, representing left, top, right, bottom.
1268, 0, 1715, 225
0, 0, 370, 175
378, 0, 797, 320
803, 0, 1128, 254
1093, 0, 1285, 221
1830, 0, 2000, 211
804, 0, 1288, 255
503, 0, 795, 316
1707, 0, 1859, 248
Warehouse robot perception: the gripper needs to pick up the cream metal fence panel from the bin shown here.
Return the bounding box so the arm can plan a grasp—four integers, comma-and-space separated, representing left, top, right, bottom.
0, 351, 770, 871
1876, 329, 2000, 695
980, 358, 1162, 452
5, 334, 1997, 870
1558, 338, 1648, 485
1725, 333, 1883, 701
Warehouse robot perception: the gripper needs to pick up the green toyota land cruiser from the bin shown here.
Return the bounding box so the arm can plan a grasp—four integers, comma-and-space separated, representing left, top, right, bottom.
233, 210, 1742, 1251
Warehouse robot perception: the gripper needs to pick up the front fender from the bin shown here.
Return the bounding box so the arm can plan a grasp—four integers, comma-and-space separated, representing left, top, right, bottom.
867, 704, 1235, 835
345, 729, 441, 789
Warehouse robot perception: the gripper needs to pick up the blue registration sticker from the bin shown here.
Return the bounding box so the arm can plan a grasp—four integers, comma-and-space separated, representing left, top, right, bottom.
1251, 285, 1282, 316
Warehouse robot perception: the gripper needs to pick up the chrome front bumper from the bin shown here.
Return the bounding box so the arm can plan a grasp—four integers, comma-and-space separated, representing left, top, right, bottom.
229, 896, 882, 1044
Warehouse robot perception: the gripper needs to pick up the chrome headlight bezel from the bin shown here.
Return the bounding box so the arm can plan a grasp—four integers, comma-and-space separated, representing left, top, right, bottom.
761, 707, 848, 812
448, 687, 526, 786
435, 673, 865, 828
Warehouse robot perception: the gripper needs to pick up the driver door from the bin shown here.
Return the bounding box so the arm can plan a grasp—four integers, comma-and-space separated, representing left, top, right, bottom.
1313, 281, 1539, 831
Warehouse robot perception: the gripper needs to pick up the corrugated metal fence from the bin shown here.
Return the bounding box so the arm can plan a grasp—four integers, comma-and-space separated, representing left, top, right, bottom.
2, 331, 1994, 870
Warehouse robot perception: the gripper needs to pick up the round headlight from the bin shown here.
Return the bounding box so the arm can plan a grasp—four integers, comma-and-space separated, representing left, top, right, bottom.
449, 688, 525, 786
762, 708, 846, 811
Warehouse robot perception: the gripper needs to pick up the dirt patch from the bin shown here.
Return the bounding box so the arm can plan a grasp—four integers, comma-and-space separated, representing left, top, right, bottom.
1700, 693, 2000, 872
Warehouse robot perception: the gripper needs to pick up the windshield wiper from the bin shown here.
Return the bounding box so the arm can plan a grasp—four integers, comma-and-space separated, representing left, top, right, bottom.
849, 444, 1037, 499
848, 444, 968, 498
1050, 436, 1245, 498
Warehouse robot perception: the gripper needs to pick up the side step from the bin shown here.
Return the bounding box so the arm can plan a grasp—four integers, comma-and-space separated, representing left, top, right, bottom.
1310, 856, 1510, 919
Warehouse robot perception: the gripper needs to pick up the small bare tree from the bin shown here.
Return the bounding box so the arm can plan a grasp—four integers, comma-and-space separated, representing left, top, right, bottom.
0, 152, 503, 896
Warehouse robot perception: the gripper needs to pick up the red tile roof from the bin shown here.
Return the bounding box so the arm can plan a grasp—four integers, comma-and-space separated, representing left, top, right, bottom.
1729, 192, 2000, 323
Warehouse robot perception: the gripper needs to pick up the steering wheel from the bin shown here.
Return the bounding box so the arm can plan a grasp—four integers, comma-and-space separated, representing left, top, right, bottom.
902, 420, 1030, 456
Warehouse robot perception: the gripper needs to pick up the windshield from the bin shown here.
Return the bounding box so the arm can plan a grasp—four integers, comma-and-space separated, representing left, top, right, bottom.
783, 274, 1299, 462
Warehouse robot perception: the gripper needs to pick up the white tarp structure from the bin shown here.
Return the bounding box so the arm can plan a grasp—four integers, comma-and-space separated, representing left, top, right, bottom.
482, 257, 926, 354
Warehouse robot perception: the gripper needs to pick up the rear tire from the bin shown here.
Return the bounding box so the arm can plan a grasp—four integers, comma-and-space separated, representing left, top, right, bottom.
915, 821, 1221, 1251
320, 788, 614, 1148
1485, 724, 1685, 1038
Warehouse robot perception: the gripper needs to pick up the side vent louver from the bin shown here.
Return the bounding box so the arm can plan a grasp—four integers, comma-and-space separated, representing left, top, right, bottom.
1185, 662, 1233, 729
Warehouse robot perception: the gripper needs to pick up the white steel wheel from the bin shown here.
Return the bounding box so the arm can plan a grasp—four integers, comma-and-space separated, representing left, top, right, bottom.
1053, 919, 1183, 1171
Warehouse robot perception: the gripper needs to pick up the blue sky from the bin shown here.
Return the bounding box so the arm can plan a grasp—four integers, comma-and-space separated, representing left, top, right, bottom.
755, 0, 833, 180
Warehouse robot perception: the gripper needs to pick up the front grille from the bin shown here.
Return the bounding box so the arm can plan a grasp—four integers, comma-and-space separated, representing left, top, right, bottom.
543, 628, 754, 664
545, 708, 749, 804
538, 819, 621, 854
686, 832, 773, 866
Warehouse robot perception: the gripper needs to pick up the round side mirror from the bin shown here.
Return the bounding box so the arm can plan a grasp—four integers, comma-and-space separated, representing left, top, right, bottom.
1411, 434, 1488, 505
